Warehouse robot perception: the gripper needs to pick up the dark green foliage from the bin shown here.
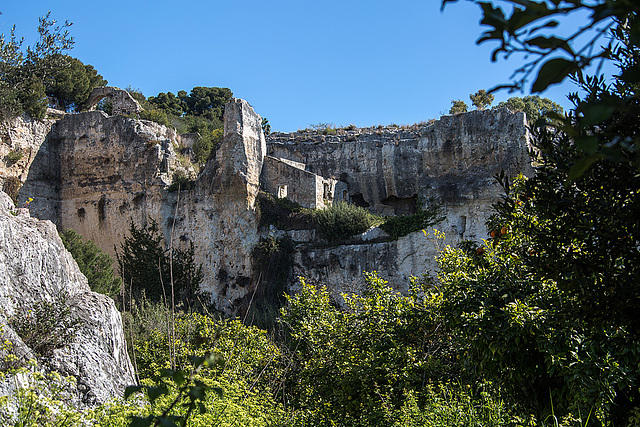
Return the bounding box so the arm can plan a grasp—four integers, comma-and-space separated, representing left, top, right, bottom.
59, 229, 121, 299
116, 219, 203, 308
42, 54, 107, 111
261, 117, 271, 136
184, 86, 232, 121
147, 91, 186, 117
380, 202, 444, 240
315, 201, 378, 242
0, 12, 74, 119
495, 95, 564, 127
9, 293, 82, 357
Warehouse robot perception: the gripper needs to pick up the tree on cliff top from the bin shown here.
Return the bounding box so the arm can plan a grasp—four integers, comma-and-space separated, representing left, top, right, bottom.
42, 54, 107, 112
469, 89, 494, 110
494, 95, 563, 127
0, 11, 73, 119
449, 99, 468, 114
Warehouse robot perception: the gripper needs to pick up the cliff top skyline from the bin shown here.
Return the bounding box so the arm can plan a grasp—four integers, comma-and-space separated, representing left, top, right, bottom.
2, 0, 585, 132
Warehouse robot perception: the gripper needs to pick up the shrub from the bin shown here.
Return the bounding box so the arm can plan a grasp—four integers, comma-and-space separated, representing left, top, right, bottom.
139, 108, 170, 126
380, 201, 444, 239
280, 273, 456, 425
9, 293, 82, 357
314, 201, 378, 242
167, 171, 195, 192
60, 229, 121, 299
4, 149, 23, 165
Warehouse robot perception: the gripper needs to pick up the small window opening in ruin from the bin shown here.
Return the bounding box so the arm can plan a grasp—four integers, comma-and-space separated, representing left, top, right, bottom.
323, 182, 332, 200
277, 185, 288, 199
77, 208, 85, 219
343, 190, 348, 201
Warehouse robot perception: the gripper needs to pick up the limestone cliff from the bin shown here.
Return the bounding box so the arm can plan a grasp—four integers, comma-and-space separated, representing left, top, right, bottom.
20, 99, 265, 313
266, 109, 531, 299
10, 99, 531, 311
0, 190, 135, 406
0, 112, 58, 200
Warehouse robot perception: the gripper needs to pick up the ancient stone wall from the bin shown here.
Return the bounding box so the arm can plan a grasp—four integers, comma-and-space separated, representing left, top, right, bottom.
262, 156, 342, 208
85, 87, 142, 116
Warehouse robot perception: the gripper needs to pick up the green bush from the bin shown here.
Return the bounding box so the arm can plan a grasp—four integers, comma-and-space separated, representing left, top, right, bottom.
280, 273, 456, 425
314, 201, 378, 242
139, 108, 170, 127
60, 229, 121, 299
380, 201, 444, 239
4, 149, 23, 165
9, 293, 82, 357
167, 171, 196, 192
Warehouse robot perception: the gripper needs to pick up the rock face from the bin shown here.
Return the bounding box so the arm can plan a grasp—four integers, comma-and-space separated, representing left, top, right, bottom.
266, 109, 531, 298
0, 113, 57, 200
0, 190, 135, 405
20, 99, 266, 313
12, 99, 531, 311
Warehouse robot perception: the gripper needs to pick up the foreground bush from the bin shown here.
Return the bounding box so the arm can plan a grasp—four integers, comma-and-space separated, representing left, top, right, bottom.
280, 273, 457, 425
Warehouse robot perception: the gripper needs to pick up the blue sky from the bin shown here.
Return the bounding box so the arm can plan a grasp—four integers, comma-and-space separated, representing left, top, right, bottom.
2, 1, 585, 132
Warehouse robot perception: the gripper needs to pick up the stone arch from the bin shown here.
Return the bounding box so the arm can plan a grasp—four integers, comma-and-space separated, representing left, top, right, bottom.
84, 87, 142, 116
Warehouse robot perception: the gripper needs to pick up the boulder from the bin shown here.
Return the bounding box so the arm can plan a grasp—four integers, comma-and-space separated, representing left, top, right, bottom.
0, 190, 135, 406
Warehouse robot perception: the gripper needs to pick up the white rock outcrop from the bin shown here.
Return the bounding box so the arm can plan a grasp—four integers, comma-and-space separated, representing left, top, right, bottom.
0, 190, 135, 405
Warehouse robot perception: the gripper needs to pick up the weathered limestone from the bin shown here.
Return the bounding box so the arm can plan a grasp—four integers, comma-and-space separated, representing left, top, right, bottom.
20, 110, 182, 255
267, 109, 532, 296
0, 190, 135, 405
84, 87, 143, 116
19, 99, 266, 313
0, 113, 57, 196
10, 98, 531, 312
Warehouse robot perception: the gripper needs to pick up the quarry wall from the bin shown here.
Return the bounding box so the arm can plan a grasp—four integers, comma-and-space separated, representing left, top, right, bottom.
3, 99, 532, 312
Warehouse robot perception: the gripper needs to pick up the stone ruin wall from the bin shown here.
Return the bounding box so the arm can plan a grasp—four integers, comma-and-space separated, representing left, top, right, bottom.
4, 99, 532, 312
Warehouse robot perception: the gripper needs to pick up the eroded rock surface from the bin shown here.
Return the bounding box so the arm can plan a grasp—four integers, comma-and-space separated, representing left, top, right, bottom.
10, 100, 532, 312
0, 190, 135, 405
